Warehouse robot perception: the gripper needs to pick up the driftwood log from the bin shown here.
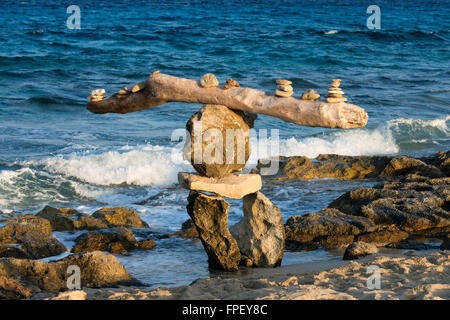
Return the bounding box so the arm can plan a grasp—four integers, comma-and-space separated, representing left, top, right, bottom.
87, 72, 368, 129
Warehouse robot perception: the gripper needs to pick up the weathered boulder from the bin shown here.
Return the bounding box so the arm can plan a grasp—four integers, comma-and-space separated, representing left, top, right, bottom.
0, 245, 31, 259
184, 105, 255, 178
343, 241, 378, 260
355, 225, 409, 246
285, 208, 377, 249
36, 206, 108, 231
72, 227, 155, 254
230, 192, 284, 267
434, 151, 450, 176
274, 155, 392, 180
0, 215, 66, 259
263, 154, 445, 180
0, 276, 32, 299
330, 177, 450, 234
178, 172, 262, 199
381, 156, 443, 178
92, 207, 148, 228
186, 191, 240, 271
0, 251, 139, 296
179, 219, 199, 238
199, 73, 219, 88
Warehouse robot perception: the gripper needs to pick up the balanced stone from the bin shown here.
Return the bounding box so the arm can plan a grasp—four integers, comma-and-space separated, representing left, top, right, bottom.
178, 172, 262, 199
328, 89, 344, 94
230, 192, 285, 267
187, 191, 240, 271
275, 90, 293, 97
132, 81, 147, 93
277, 84, 293, 92
330, 79, 341, 88
276, 79, 292, 85
301, 89, 320, 101
199, 73, 219, 88
327, 97, 347, 103
91, 89, 105, 96
184, 104, 254, 178
224, 78, 240, 90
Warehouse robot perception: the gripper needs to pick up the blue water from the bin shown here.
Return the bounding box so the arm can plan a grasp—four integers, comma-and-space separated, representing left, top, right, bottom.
0, 0, 449, 288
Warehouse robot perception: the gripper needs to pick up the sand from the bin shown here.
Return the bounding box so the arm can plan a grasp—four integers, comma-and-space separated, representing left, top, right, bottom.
37, 251, 449, 300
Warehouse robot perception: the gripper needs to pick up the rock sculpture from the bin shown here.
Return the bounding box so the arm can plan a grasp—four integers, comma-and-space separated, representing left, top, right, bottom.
86, 71, 369, 271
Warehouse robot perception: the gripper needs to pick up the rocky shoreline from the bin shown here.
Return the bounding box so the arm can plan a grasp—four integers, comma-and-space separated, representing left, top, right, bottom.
0, 151, 448, 300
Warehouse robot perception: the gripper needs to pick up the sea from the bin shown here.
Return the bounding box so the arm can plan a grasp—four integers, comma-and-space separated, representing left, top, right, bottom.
0, 0, 449, 288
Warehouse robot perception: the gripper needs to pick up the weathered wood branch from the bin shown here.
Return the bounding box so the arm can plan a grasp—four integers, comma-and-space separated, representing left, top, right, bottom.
87, 72, 368, 129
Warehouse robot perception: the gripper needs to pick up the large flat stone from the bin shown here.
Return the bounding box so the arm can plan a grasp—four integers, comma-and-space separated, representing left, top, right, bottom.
178, 172, 262, 199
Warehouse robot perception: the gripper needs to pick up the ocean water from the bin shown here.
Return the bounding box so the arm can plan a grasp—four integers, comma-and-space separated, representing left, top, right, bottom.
0, 0, 449, 288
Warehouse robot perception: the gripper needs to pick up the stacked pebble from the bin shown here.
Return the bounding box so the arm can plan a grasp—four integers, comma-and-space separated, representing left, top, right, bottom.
88, 89, 106, 102
301, 89, 320, 101
326, 79, 347, 103
224, 78, 240, 90
117, 86, 131, 98
275, 80, 293, 98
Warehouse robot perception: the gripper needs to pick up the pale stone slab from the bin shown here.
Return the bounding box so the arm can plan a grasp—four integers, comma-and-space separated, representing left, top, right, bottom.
178, 172, 262, 199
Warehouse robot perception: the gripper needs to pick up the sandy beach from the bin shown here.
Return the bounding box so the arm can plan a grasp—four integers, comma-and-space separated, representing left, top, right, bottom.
36, 251, 449, 300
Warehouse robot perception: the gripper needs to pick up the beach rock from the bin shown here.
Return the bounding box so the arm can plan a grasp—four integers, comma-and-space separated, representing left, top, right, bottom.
186, 191, 240, 271
36, 206, 108, 231
277, 155, 392, 180
92, 207, 148, 228
285, 208, 376, 249
0, 215, 66, 259
0, 251, 139, 294
330, 176, 450, 234
72, 227, 154, 254
0, 245, 31, 259
184, 105, 254, 178
275, 90, 293, 97
180, 219, 199, 238
343, 241, 378, 260
355, 225, 409, 246
36, 206, 80, 231
135, 238, 157, 250
434, 151, 450, 176
178, 172, 262, 199
267, 154, 446, 180
381, 156, 443, 178
59, 251, 140, 288
0, 276, 32, 299
199, 73, 219, 88
231, 192, 284, 267
301, 89, 320, 101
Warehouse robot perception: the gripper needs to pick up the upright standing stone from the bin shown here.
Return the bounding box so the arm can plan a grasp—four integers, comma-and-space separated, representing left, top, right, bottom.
187, 191, 240, 271
231, 192, 285, 267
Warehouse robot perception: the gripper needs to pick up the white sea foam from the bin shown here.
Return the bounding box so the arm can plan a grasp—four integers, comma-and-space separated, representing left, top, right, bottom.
388, 115, 450, 134
41, 144, 193, 187
0, 116, 448, 209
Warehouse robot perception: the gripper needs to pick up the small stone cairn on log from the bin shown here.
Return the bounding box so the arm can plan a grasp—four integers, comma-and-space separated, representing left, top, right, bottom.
275, 79, 294, 98
177, 73, 285, 271
326, 78, 347, 103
